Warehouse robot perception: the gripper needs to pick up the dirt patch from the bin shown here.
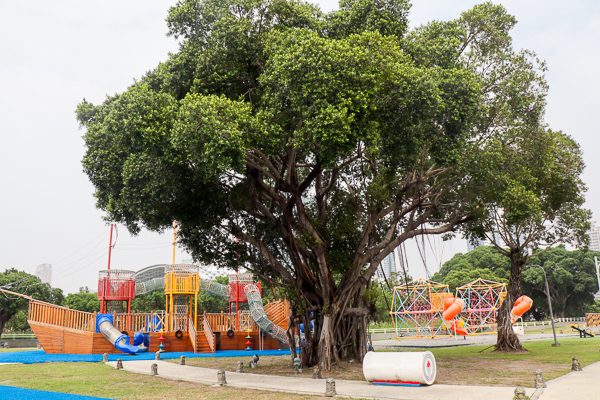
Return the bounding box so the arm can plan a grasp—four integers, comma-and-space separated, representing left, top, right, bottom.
433, 356, 567, 387
169, 355, 367, 381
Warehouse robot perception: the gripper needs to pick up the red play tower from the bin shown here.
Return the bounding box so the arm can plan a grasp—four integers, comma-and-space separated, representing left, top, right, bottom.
97, 269, 136, 314
228, 273, 261, 313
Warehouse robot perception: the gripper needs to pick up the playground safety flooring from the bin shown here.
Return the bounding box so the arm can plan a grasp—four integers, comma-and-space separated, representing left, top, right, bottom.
107, 358, 600, 400
0, 386, 113, 400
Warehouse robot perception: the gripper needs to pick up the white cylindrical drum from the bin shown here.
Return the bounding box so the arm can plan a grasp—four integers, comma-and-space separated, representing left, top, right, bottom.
362, 351, 436, 385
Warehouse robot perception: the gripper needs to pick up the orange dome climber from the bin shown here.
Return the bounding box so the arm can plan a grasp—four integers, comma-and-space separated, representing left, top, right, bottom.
510, 296, 533, 324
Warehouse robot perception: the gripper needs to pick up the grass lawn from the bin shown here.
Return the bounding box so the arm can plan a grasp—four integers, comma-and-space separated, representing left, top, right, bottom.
172, 336, 600, 388
430, 336, 600, 387
0, 362, 330, 399
0, 348, 36, 353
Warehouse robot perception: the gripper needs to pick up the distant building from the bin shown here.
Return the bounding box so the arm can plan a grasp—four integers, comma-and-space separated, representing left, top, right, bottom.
467, 238, 485, 252
35, 263, 52, 285
587, 221, 600, 251
376, 250, 397, 281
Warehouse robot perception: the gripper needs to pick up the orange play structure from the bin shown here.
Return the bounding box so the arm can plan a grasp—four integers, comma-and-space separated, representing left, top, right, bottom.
391, 278, 533, 339
442, 297, 468, 336
510, 295, 533, 323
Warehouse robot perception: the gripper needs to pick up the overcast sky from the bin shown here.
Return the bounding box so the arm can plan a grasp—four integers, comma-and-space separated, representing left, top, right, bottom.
1, 0, 598, 295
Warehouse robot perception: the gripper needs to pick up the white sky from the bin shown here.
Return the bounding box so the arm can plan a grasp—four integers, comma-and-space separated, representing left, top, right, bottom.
0, 0, 598, 294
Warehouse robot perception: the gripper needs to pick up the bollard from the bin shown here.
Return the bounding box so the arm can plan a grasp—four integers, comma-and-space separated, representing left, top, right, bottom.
217, 370, 227, 386
155, 351, 161, 360
116, 359, 123, 370
560, 330, 563, 334
179, 355, 186, 366
325, 378, 336, 397
312, 366, 322, 379
512, 387, 526, 400
236, 361, 244, 373
293, 357, 302, 374
571, 357, 582, 371
533, 369, 547, 389
102, 353, 108, 363
151, 363, 158, 376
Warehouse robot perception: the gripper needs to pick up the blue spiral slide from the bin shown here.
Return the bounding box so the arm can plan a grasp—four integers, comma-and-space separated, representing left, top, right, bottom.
96, 314, 139, 354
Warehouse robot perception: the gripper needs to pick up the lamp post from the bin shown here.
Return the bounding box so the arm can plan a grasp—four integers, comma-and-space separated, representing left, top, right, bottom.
528, 264, 560, 347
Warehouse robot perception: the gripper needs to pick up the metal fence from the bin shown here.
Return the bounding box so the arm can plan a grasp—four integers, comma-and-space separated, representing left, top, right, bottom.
367, 317, 587, 334
0, 333, 37, 340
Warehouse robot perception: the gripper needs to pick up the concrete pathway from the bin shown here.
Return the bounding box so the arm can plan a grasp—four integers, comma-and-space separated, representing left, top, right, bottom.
108, 359, 523, 400
373, 333, 580, 349
535, 361, 600, 400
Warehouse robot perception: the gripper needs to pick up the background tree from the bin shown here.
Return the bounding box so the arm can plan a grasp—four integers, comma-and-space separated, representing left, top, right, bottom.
77, 0, 565, 367
132, 291, 166, 313
64, 289, 101, 313
432, 246, 510, 284
522, 246, 599, 318
197, 276, 230, 313
0, 269, 64, 336
462, 127, 590, 351
372, 271, 411, 324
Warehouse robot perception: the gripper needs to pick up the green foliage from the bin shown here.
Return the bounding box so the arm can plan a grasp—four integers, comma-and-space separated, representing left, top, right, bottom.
76, 0, 589, 361
523, 246, 600, 318
4, 310, 30, 333
433, 246, 510, 282
197, 275, 230, 313
583, 300, 600, 314
64, 292, 101, 313
372, 272, 411, 323
0, 269, 64, 335
132, 291, 166, 313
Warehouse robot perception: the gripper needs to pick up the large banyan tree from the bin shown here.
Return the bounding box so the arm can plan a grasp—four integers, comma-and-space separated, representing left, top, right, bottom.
77, 0, 579, 365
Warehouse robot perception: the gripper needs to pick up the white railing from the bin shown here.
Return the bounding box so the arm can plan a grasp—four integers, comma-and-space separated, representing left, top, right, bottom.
367, 317, 587, 334
1, 333, 37, 340
523, 317, 585, 327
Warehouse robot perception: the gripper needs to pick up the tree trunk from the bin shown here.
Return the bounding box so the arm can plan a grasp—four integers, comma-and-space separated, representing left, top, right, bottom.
495, 253, 527, 352
0, 309, 11, 338
296, 300, 370, 370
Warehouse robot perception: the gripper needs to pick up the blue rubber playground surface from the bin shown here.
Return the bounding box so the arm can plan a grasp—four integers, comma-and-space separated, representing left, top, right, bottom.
0, 349, 288, 364
0, 386, 114, 399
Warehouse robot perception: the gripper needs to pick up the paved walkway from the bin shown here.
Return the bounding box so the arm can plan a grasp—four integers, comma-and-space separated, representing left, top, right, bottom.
373, 333, 580, 349
108, 359, 522, 399
533, 361, 600, 400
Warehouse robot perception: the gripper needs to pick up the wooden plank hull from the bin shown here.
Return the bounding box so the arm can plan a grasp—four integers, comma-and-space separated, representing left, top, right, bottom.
30, 320, 286, 354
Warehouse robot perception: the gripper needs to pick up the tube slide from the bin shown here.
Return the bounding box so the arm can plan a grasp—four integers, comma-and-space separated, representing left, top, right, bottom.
244, 284, 290, 346
442, 297, 467, 335
96, 314, 139, 354
510, 296, 533, 324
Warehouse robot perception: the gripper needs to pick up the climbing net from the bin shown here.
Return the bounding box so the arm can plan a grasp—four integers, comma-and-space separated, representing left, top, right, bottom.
391, 278, 453, 338
455, 278, 507, 335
